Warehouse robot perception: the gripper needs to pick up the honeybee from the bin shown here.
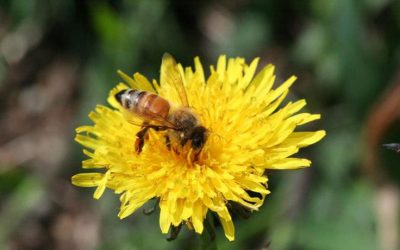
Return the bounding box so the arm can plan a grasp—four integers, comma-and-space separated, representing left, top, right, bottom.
383, 143, 400, 153
115, 54, 208, 158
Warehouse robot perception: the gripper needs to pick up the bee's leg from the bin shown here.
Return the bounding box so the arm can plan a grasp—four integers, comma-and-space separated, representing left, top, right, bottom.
165, 135, 171, 150
135, 125, 150, 154
135, 124, 168, 154
194, 151, 200, 162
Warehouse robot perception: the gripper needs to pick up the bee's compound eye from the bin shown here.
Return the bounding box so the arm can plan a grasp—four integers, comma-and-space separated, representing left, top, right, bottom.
115, 90, 126, 104
191, 126, 207, 149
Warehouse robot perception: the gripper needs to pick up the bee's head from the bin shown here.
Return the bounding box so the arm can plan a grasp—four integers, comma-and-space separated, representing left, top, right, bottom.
190, 126, 208, 149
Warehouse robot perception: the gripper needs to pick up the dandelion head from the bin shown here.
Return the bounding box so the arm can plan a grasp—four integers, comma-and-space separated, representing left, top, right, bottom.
72, 54, 326, 241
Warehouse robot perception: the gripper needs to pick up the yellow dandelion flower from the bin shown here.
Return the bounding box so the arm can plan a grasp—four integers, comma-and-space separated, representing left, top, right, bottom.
72, 54, 326, 241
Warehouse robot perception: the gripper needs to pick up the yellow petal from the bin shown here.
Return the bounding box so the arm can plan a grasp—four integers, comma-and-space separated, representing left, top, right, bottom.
192, 200, 204, 233
268, 75, 297, 101
282, 130, 326, 148
71, 173, 104, 187
288, 113, 321, 125
239, 57, 259, 89
219, 216, 235, 241
133, 72, 158, 93
216, 55, 227, 77
268, 158, 311, 169
159, 201, 171, 233
248, 64, 275, 93
194, 56, 205, 83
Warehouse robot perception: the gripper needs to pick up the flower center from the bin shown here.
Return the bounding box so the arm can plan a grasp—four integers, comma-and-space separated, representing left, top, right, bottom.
146, 130, 206, 167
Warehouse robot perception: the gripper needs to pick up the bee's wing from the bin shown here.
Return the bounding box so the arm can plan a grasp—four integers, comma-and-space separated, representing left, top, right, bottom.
160, 53, 190, 107
122, 109, 177, 130
121, 109, 147, 127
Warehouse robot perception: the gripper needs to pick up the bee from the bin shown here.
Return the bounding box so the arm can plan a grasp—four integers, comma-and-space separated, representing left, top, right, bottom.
115, 54, 208, 158
383, 143, 400, 153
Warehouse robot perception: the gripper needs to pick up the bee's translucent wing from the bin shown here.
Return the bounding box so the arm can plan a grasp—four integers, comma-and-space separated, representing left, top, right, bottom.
160, 53, 190, 107
120, 109, 147, 127
122, 108, 177, 130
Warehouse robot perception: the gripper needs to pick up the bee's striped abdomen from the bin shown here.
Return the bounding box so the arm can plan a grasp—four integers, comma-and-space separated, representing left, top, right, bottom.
115, 89, 170, 119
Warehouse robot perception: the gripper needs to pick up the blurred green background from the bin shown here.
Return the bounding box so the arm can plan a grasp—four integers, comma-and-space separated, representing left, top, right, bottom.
0, 0, 400, 249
